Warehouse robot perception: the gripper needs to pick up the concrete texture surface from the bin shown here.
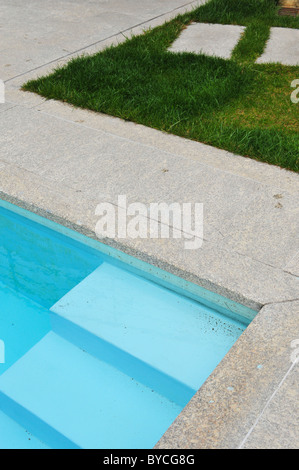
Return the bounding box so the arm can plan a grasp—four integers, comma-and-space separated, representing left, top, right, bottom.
169, 23, 245, 59
0, 0, 298, 449
0, 0, 205, 81
256, 27, 299, 65
0, 103, 298, 311
241, 365, 299, 449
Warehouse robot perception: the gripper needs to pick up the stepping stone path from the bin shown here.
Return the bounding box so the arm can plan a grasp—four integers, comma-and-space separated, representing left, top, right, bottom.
168, 23, 245, 59
256, 27, 299, 66
169, 23, 299, 66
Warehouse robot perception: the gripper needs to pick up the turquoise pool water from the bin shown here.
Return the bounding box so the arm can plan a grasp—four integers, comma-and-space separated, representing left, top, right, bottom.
0, 201, 255, 449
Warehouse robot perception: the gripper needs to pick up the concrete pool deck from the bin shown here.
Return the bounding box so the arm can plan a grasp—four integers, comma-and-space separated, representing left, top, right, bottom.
0, 0, 298, 449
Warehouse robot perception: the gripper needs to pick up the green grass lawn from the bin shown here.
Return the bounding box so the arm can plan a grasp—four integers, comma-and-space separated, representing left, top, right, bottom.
23, 0, 299, 171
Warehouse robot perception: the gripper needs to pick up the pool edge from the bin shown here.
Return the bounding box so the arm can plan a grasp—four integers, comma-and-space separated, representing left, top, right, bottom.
0, 193, 261, 317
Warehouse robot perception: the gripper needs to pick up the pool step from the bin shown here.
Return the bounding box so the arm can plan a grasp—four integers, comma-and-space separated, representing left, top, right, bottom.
50, 262, 245, 392
0, 332, 181, 449
50, 312, 193, 406
0, 410, 49, 449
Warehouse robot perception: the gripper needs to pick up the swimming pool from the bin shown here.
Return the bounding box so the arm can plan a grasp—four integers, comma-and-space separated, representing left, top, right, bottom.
0, 200, 256, 449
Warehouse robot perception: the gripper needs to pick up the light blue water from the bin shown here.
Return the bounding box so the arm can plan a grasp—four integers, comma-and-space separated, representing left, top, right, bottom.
0, 201, 254, 449
0, 281, 50, 375
0, 205, 103, 308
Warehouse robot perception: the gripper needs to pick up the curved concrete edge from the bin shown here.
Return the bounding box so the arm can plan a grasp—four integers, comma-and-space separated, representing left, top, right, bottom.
155, 300, 299, 449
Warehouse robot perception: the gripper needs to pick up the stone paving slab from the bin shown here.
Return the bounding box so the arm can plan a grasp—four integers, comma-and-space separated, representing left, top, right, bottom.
241, 365, 299, 449
169, 23, 245, 59
256, 27, 299, 66
218, 186, 299, 273
0, 102, 16, 114
30, 99, 299, 196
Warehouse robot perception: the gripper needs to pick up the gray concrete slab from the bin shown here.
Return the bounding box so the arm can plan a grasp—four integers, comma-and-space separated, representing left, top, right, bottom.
0, 0, 204, 81
256, 27, 299, 66
0, 102, 17, 113
169, 23, 245, 59
0, 0, 298, 450
32, 99, 299, 196
0, 104, 298, 311
218, 186, 299, 272
241, 365, 299, 449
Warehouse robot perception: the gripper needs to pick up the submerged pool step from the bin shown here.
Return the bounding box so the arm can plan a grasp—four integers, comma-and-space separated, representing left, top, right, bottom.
50, 262, 245, 393
0, 281, 51, 376
0, 332, 181, 449
50, 313, 193, 406
0, 411, 49, 449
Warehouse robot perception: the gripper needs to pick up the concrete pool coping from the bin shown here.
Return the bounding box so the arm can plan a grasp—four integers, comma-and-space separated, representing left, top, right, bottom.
0, 0, 298, 449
